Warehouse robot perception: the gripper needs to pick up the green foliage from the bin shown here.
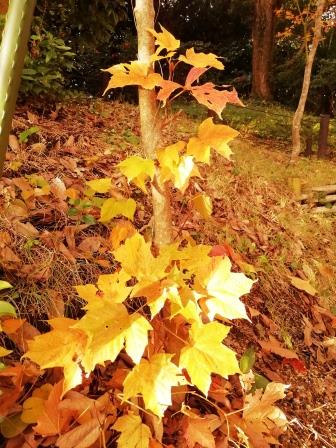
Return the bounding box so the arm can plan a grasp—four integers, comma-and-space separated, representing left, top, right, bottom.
19, 126, 40, 143
0, 15, 74, 98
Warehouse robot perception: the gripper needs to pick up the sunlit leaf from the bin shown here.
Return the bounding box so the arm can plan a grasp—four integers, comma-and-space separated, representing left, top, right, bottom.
114, 233, 169, 283
290, 276, 316, 296
180, 321, 240, 395
0, 301, 16, 318
0, 281, 12, 291
187, 118, 239, 163
74, 302, 152, 372
104, 61, 162, 92
123, 354, 183, 417
179, 48, 224, 70
113, 413, 151, 448
148, 25, 180, 54
24, 318, 87, 392
201, 257, 252, 321
0, 347, 12, 357
100, 198, 136, 223
191, 194, 213, 219
118, 156, 155, 193
86, 178, 112, 194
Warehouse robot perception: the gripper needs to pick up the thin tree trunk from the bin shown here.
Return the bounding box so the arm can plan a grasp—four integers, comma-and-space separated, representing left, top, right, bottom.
134, 0, 173, 247
291, 0, 326, 163
251, 0, 276, 100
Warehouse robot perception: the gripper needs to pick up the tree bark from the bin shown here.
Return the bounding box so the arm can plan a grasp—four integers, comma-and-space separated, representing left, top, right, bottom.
291, 0, 326, 163
251, 0, 277, 100
134, 0, 173, 247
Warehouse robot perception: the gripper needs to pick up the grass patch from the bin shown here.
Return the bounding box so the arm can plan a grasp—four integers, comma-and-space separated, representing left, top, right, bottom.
176, 98, 336, 150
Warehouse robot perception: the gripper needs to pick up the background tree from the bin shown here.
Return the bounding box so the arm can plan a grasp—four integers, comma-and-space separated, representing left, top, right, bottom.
291, 0, 327, 162
251, 0, 278, 100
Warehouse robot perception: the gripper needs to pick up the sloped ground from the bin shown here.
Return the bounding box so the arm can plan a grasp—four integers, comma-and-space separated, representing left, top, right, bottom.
0, 100, 335, 447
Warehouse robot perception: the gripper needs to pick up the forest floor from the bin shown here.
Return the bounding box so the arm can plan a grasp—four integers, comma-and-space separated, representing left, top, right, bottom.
0, 99, 336, 447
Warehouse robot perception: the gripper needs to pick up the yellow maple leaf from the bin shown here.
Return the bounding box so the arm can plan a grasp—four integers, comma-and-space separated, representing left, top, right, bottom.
148, 25, 180, 54
132, 281, 181, 317
178, 244, 212, 280
179, 48, 224, 70
0, 346, 12, 357
97, 270, 132, 303
21, 397, 45, 424
113, 413, 151, 448
75, 284, 98, 303
114, 233, 169, 283
200, 257, 253, 321
100, 198, 136, 223
74, 302, 152, 372
24, 318, 87, 392
109, 220, 136, 250
179, 321, 240, 395
186, 118, 239, 164
86, 178, 112, 194
104, 61, 162, 92
157, 142, 201, 192
118, 156, 155, 193
191, 193, 213, 219
123, 353, 184, 417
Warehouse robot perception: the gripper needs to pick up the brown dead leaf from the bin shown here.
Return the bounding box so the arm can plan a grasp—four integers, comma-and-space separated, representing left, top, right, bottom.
303, 317, 313, 347
0, 231, 12, 247
0, 365, 24, 417
0, 246, 22, 269
258, 335, 299, 359
8, 321, 40, 352
4, 200, 29, 221
12, 221, 39, 238
182, 411, 221, 448
78, 236, 102, 254
56, 418, 101, 448
9, 135, 20, 152
27, 111, 39, 123
47, 290, 65, 318
35, 381, 72, 436
30, 142, 46, 154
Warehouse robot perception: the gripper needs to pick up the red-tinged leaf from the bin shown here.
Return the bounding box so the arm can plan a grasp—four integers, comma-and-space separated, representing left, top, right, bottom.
157, 80, 182, 105
185, 67, 208, 87
209, 244, 235, 258
1, 318, 25, 335
190, 84, 243, 118
282, 358, 307, 373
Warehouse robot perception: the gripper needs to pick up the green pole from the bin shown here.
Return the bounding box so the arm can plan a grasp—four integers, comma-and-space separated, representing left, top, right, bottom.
0, 0, 36, 176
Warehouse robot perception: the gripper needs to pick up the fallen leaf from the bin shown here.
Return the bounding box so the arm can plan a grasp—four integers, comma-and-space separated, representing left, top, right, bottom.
290, 276, 316, 296
56, 418, 101, 448
258, 336, 299, 360
113, 413, 151, 448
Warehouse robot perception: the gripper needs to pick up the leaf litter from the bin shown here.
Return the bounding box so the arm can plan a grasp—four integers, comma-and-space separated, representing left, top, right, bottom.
0, 99, 335, 447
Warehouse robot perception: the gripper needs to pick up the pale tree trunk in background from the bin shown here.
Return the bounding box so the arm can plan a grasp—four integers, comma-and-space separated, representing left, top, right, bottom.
252, 0, 277, 100
291, 0, 326, 163
134, 0, 173, 247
